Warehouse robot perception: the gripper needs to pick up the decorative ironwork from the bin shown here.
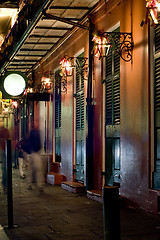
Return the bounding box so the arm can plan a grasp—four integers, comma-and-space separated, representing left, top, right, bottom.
74, 57, 88, 79
57, 75, 67, 93
92, 32, 134, 62
59, 55, 88, 92
102, 32, 134, 62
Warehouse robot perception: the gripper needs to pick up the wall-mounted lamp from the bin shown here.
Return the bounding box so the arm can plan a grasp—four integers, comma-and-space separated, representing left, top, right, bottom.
59, 55, 73, 77
11, 100, 18, 109
59, 54, 88, 93
59, 54, 88, 77
41, 75, 52, 90
23, 87, 34, 96
92, 32, 134, 62
146, 0, 160, 25
92, 34, 111, 60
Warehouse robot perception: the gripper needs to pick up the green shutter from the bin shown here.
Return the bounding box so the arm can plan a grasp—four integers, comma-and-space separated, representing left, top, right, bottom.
75, 52, 85, 182
76, 53, 84, 131
55, 71, 61, 129
105, 27, 120, 185
155, 15, 160, 53
153, 17, 160, 189
55, 70, 61, 159
105, 48, 120, 126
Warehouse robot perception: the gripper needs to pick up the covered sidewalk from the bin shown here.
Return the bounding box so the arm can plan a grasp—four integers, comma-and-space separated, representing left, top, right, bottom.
0, 166, 160, 240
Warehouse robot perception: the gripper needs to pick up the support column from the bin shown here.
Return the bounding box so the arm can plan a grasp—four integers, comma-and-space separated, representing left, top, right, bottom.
86, 18, 94, 190
6, 139, 13, 229
103, 186, 120, 240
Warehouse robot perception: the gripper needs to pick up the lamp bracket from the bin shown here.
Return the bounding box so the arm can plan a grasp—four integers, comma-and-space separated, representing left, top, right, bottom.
61, 76, 67, 93
69, 56, 88, 77
102, 32, 134, 62
55, 74, 67, 93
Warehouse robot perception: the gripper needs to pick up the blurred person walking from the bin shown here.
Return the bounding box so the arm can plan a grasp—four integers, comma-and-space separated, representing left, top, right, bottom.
28, 128, 44, 192
16, 138, 26, 179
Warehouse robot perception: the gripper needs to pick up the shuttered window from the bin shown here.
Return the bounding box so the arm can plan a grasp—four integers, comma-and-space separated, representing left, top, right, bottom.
55, 70, 61, 129
105, 43, 120, 126
55, 70, 61, 161
76, 54, 85, 131
75, 52, 85, 182
104, 27, 120, 186
153, 18, 160, 189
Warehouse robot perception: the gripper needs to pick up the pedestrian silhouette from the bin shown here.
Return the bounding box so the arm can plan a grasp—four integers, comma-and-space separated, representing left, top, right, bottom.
28, 128, 44, 192
0, 126, 10, 192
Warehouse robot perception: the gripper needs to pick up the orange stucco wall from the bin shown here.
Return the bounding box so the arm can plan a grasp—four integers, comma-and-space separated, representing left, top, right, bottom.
92, 0, 157, 212
34, 0, 158, 212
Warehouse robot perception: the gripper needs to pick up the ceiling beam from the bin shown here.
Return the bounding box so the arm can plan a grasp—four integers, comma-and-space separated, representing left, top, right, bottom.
20, 49, 49, 51
29, 34, 62, 38
24, 42, 55, 45
16, 54, 43, 57
9, 64, 34, 66
0, 4, 18, 8
49, 6, 91, 10
12, 59, 39, 62
7, 68, 31, 70
42, 17, 80, 21
35, 26, 70, 30
42, 12, 89, 30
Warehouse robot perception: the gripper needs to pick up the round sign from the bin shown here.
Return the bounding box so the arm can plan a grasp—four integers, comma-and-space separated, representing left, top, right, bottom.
3, 72, 26, 96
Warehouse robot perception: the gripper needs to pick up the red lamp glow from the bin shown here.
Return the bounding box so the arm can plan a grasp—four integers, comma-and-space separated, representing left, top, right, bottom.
59, 55, 73, 76
11, 100, 18, 109
41, 76, 52, 90
92, 34, 110, 59
146, 0, 160, 24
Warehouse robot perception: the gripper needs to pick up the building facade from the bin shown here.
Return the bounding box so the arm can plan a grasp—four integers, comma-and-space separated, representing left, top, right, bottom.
0, 0, 160, 213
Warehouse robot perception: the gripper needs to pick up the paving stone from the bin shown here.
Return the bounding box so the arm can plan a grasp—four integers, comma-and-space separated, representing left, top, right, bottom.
0, 166, 160, 240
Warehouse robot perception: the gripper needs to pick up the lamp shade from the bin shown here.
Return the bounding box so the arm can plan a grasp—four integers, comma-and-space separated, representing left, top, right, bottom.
60, 55, 73, 76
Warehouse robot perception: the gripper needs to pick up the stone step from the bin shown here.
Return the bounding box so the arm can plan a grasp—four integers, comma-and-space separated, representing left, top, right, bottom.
47, 172, 66, 185
61, 182, 86, 193
87, 190, 103, 203
87, 189, 127, 206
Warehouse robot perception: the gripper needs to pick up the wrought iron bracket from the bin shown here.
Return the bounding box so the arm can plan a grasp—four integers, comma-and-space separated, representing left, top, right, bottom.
102, 32, 134, 62
55, 75, 67, 93
61, 76, 67, 93
72, 56, 88, 77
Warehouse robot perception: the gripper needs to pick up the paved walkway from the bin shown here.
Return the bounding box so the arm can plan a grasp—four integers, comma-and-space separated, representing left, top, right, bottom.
0, 166, 160, 240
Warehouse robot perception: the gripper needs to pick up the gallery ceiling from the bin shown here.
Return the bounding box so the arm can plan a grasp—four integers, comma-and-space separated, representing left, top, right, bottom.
0, 0, 101, 76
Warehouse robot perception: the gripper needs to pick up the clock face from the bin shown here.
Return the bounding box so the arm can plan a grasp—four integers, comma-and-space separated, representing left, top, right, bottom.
3, 73, 26, 96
